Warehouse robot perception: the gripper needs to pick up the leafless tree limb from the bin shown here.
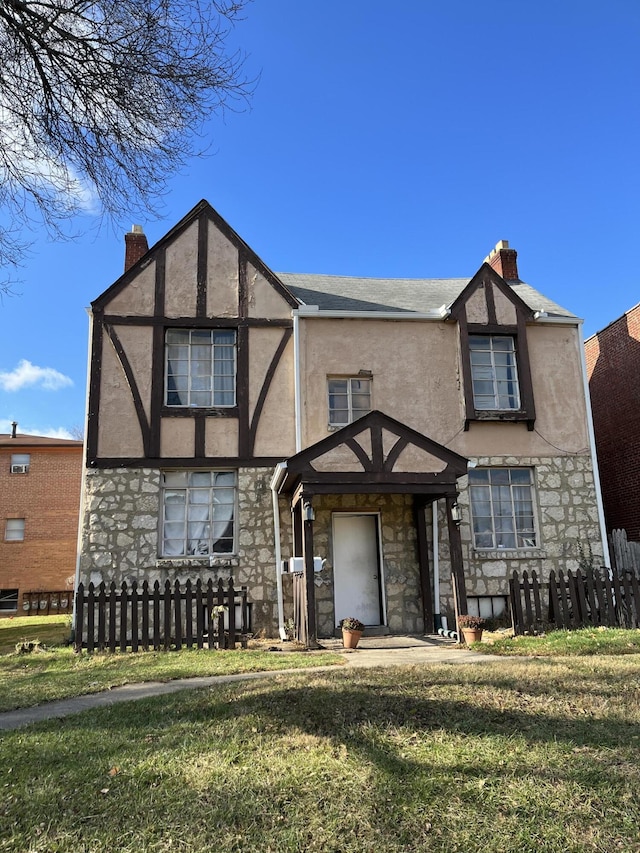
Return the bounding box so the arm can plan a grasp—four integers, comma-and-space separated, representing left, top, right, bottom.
0, 0, 251, 291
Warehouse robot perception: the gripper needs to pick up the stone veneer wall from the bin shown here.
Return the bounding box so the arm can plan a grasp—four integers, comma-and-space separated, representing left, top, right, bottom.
433, 454, 604, 623
79, 467, 283, 635
310, 494, 421, 637
79, 454, 603, 637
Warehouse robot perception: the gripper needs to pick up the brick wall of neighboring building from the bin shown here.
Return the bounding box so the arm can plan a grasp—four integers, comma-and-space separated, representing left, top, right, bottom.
585, 304, 640, 540
0, 438, 83, 615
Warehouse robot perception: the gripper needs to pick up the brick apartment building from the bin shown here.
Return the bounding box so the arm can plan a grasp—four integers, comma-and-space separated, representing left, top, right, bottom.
585, 304, 640, 540
0, 425, 83, 615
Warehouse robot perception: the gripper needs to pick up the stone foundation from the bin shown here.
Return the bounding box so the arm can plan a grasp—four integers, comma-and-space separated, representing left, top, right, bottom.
79, 453, 603, 637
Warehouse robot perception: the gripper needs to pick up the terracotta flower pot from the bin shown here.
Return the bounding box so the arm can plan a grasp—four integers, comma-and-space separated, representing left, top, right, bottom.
342, 629, 363, 649
461, 628, 483, 645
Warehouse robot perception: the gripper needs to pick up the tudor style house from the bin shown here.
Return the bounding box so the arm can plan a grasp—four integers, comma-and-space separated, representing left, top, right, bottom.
78, 201, 607, 641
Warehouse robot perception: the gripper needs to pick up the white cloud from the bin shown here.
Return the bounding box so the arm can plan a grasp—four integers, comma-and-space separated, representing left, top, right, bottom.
0, 419, 75, 439
0, 359, 74, 392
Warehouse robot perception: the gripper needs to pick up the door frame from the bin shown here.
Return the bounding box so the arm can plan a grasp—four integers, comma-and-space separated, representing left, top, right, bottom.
331, 511, 387, 627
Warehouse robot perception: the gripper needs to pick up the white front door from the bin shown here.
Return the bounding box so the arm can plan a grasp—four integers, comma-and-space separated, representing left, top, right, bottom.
333, 513, 383, 627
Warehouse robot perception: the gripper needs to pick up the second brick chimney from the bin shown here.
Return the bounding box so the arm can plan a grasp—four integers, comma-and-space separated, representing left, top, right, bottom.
124, 224, 149, 273
485, 240, 519, 281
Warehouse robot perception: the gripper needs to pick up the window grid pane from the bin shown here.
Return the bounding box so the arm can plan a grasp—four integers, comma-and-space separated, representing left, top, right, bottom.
5, 519, 25, 541
328, 377, 372, 425
165, 329, 236, 407
469, 468, 536, 549
161, 472, 236, 556
470, 335, 520, 411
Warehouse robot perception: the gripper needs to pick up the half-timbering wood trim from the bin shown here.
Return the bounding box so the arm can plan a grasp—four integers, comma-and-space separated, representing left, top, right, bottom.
293, 482, 460, 496
467, 323, 518, 335
414, 499, 434, 632
446, 495, 467, 614
485, 279, 497, 325
194, 417, 205, 458
248, 327, 293, 456
101, 316, 293, 329
92, 199, 300, 312
345, 437, 374, 472
236, 324, 250, 457
383, 437, 408, 472
449, 263, 535, 322
104, 323, 151, 457
149, 249, 167, 458
196, 212, 208, 318
238, 253, 248, 319
89, 456, 286, 469
160, 406, 239, 418
458, 317, 476, 429
516, 314, 536, 430
86, 310, 104, 463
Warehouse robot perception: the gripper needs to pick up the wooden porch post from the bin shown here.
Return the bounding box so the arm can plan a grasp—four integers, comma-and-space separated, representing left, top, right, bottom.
414, 497, 434, 634
446, 494, 467, 622
301, 493, 320, 649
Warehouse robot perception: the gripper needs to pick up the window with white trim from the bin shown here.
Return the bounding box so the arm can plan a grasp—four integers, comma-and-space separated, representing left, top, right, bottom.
328, 377, 371, 426
0, 589, 18, 612
469, 468, 536, 549
5, 519, 25, 541
161, 471, 236, 557
469, 335, 520, 410
10, 453, 30, 474
165, 329, 236, 407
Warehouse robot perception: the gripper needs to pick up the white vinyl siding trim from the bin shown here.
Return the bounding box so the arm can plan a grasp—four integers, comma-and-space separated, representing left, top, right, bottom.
469, 335, 520, 410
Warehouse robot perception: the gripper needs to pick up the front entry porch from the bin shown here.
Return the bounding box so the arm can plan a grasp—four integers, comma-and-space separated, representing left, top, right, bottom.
276, 411, 470, 648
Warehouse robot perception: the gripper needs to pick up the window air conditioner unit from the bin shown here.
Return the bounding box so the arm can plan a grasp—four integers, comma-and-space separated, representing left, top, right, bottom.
10, 464, 28, 474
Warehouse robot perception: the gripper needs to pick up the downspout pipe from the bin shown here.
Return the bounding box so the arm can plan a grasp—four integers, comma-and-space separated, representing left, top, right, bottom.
577, 322, 610, 568
432, 500, 441, 630
270, 462, 288, 640
293, 313, 302, 452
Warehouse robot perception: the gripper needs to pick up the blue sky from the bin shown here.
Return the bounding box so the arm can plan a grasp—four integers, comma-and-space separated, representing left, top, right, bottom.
1, 0, 639, 438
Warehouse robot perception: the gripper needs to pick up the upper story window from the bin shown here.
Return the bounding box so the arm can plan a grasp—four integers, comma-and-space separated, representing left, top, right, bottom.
469, 335, 520, 411
165, 329, 236, 408
161, 471, 236, 557
328, 377, 372, 426
469, 468, 537, 549
5, 518, 25, 541
10, 454, 30, 474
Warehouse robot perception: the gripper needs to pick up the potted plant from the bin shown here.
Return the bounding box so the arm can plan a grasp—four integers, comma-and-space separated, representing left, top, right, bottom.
457, 614, 486, 645
341, 617, 365, 649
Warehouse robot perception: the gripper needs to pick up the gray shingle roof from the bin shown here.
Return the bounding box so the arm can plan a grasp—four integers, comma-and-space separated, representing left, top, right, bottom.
276, 272, 576, 318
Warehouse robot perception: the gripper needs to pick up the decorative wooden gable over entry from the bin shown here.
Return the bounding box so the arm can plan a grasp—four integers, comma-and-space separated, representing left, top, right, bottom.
279, 410, 469, 500
277, 411, 469, 647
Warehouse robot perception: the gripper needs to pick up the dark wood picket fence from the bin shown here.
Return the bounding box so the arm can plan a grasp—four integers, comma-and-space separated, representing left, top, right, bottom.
509, 568, 640, 635
74, 578, 250, 653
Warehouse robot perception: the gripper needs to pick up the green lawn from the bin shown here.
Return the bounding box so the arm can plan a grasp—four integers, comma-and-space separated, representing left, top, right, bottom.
478, 626, 640, 656
1, 657, 639, 852
0, 615, 343, 713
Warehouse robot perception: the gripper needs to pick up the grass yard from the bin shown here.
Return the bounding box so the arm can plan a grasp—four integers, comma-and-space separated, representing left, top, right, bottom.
1, 657, 640, 853
477, 626, 640, 656
0, 616, 343, 713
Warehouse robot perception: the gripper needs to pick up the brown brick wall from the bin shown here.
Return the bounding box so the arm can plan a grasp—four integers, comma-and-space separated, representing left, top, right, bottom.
586, 305, 640, 539
0, 446, 82, 613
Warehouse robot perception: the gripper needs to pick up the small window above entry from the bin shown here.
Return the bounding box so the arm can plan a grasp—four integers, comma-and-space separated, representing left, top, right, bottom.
10, 454, 30, 474
328, 377, 372, 426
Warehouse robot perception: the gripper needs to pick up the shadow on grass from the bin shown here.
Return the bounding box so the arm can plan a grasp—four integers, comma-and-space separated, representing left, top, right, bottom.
2, 665, 640, 852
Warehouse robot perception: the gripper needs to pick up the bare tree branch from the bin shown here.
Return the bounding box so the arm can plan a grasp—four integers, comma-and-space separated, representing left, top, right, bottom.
0, 0, 251, 291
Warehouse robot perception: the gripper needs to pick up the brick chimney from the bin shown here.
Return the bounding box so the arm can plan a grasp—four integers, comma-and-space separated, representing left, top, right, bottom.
124, 224, 148, 272
484, 240, 519, 281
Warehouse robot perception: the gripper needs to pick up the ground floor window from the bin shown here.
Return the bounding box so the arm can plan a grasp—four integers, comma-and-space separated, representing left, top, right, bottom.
469, 468, 537, 549
466, 595, 508, 620
5, 518, 25, 541
0, 589, 19, 611
161, 471, 236, 557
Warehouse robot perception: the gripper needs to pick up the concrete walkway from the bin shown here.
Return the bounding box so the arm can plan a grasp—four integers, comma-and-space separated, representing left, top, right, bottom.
0, 635, 502, 732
